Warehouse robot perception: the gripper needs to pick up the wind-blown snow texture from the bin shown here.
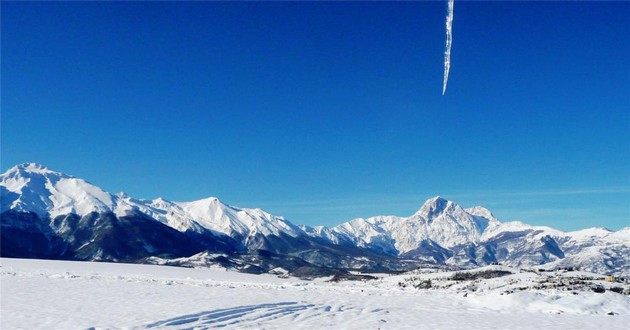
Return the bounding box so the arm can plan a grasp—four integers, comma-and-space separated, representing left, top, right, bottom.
2, 163, 629, 276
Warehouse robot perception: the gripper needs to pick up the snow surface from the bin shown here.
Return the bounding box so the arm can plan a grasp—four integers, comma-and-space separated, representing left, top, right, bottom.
2, 258, 629, 329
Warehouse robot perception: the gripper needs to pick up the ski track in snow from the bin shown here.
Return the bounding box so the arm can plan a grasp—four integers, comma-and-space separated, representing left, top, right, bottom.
144, 302, 385, 329
144, 302, 313, 329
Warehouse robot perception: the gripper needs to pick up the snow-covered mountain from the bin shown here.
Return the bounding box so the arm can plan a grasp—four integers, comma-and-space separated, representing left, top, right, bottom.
1, 163, 115, 219
544, 228, 630, 276
1, 163, 301, 244
0, 163, 411, 273
319, 197, 498, 257
2, 163, 629, 276
301, 196, 628, 275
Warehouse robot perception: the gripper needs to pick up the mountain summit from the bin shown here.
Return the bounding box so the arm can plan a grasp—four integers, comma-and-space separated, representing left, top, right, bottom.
1, 163, 113, 218
413, 195, 451, 218
1, 164, 628, 276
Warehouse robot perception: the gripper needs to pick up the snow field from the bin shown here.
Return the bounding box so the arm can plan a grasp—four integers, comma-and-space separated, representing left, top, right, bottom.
2, 258, 629, 329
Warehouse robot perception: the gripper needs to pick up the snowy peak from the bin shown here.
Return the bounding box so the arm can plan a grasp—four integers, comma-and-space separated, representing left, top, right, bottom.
1, 163, 70, 193
9, 162, 62, 176
175, 197, 303, 240
325, 197, 503, 256
565, 227, 612, 240
411, 196, 488, 230
331, 216, 398, 251
413, 196, 452, 219
1, 163, 114, 218
465, 206, 499, 224
409, 196, 493, 245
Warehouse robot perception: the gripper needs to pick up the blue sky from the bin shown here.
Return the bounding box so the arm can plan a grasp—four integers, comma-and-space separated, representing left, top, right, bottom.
2, 2, 629, 231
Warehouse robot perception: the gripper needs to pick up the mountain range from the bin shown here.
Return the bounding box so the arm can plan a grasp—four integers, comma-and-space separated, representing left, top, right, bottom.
2, 163, 628, 277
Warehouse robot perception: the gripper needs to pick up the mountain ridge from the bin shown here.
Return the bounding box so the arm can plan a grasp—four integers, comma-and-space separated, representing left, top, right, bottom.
2, 163, 628, 276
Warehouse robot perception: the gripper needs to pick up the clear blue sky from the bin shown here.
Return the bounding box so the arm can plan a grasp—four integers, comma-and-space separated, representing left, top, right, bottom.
2, 2, 629, 231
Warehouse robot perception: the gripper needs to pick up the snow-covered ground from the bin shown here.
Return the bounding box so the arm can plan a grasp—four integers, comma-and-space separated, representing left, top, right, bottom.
1, 258, 629, 329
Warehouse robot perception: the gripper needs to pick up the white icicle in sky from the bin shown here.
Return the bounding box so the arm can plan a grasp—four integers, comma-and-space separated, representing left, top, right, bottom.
443, 0, 454, 95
